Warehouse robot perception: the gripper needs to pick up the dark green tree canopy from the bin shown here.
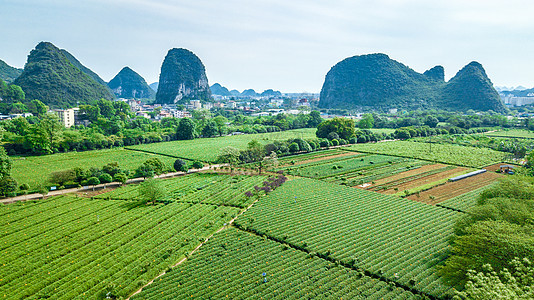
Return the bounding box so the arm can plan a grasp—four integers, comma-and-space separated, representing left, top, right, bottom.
316, 117, 356, 141
176, 118, 197, 140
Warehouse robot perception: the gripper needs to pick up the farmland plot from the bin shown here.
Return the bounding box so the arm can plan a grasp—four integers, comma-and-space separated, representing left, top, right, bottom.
95, 173, 268, 208
346, 141, 506, 167
0, 195, 240, 299
133, 228, 419, 300
11, 148, 175, 188
126, 128, 317, 162
407, 172, 502, 205
235, 178, 459, 298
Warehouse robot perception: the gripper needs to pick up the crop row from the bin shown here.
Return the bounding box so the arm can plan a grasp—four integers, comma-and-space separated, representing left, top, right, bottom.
275, 149, 346, 166
275, 151, 364, 171
95, 173, 268, 208
346, 141, 506, 168
437, 184, 494, 212
127, 128, 317, 162
0, 196, 240, 299
235, 178, 459, 298
368, 165, 457, 192
281, 154, 406, 180
324, 159, 427, 186
133, 228, 420, 299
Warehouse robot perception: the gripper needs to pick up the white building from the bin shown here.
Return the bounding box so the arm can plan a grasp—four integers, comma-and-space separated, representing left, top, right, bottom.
54, 108, 76, 128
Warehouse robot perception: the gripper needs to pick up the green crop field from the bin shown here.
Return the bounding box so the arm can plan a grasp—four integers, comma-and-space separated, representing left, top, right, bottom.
346, 141, 506, 167
275, 151, 428, 187
11, 148, 176, 188
126, 128, 317, 162
437, 184, 495, 212
0, 194, 240, 299
96, 173, 268, 208
134, 228, 419, 299
235, 178, 459, 298
484, 129, 534, 139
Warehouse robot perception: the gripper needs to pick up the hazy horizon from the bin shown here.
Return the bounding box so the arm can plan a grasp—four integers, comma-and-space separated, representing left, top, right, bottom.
2, 0, 533, 93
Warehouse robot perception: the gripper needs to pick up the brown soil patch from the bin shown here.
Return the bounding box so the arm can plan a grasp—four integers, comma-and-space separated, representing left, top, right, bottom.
76, 187, 118, 198
408, 172, 502, 205
369, 164, 447, 187
483, 163, 520, 173
281, 151, 359, 167
380, 167, 469, 194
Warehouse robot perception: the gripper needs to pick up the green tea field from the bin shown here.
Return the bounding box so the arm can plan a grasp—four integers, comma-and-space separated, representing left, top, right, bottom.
11, 149, 176, 188
126, 128, 317, 162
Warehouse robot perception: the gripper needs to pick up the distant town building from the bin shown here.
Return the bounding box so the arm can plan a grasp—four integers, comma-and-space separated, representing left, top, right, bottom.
54, 108, 76, 128
173, 110, 192, 118
501, 94, 534, 106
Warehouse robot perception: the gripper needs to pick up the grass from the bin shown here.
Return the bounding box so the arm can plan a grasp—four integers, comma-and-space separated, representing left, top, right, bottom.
126, 128, 317, 162
484, 129, 534, 139
346, 141, 506, 168
11, 148, 176, 188
236, 178, 459, 297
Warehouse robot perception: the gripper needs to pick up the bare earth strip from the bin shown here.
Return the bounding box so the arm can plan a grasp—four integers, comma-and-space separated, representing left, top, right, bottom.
280, 151, 360, 168
380, 167, 469, 194
367, 163, 447, 187
408, 172, 503, 205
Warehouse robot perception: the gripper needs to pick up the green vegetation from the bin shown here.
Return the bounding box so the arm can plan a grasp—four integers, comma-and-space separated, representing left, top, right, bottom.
442, 176, 534, 288
107, 66, 155, 99
438, 184, 496, 212
484, 129, 534, 139
127, 128, 316, 162
235, 178, 459, 297
319, 53, 506, 113
0, 194, 239, 299
155, 48, 211, 104
134, 228, 419, 299
0, 59, 23, 83
11, 148, 175, 187
13, 42, 113, 108
347, 141, 506, 167
95, 173, 269, 208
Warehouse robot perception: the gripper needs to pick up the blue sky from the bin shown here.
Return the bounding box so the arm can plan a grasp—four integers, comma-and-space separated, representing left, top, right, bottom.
1, 0, 533, 92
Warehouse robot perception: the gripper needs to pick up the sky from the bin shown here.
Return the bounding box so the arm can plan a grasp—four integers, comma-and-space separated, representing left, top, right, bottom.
1, 0, 533, 93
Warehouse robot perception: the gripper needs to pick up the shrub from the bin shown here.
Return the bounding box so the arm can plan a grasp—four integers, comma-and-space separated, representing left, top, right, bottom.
192, 161, 204, 169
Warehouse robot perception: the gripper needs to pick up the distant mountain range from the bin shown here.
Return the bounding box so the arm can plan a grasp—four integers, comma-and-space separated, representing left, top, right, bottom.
319, 53, 506, 112
210, 83, 282, 98
108, 67, 155, 99
155, 48, 211, 104
13, 42, 114, 108
0, 59, 23, 83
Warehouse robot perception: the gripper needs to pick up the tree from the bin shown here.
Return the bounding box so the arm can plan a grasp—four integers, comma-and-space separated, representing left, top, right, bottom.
86, 177, 100, 190
358, 114, 374, 129
174, 159, 188, 172
79, 105, 100, 123
0, 176, 17, 196
39, 113, 63, 145
0, 148, 12, 180
143, 158, 165, 175
49, 169, 76, 186
98, 173, 113, 184
192, 161, 204, 169
424, 115, 439, 128
216, 147, 241, 165
138, 178, 166, 205
36, 183, 49, 199
213, 115, 229, 136
176, 118, 196, 140
289, 142, 300, 153
307, 111, 323, 127
113, 173, 128, 185
28, 100, 48, 118
201, 120, 218, 138
134, 164, 155, 179
454, 258, 534, 299
316, 117, 356, 140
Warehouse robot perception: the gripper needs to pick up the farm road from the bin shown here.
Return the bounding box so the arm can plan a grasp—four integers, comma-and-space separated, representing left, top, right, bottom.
0, 164, 228, 204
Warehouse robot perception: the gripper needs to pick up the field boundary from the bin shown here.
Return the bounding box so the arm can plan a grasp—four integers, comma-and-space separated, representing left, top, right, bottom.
233, 224, 443, 300
341, 147, 503, 168
124, 147, 195, 161
125, 182, 276, 299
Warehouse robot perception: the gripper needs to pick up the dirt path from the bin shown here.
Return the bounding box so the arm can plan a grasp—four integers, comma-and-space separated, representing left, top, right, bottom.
126, 192, 263, 299
0, 164, 229, 204
408, 172, 502, 204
